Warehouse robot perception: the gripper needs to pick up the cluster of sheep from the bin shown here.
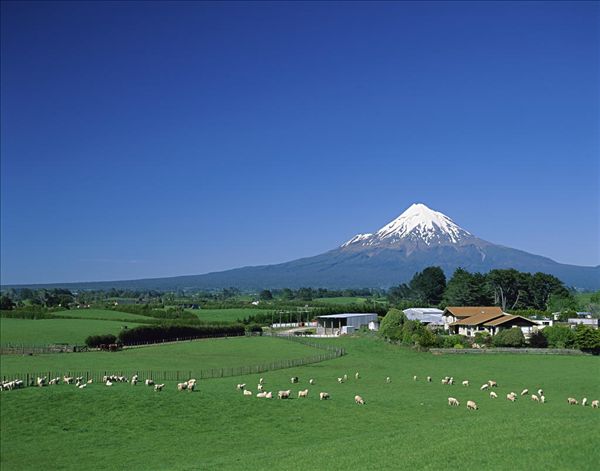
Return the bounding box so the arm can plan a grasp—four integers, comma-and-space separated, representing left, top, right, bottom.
235, 372, 365, 404
567, 397, 598, 408
0, 379, 25, 391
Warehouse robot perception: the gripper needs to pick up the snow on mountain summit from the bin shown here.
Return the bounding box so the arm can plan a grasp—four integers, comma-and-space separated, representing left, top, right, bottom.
341, 203, 473, 248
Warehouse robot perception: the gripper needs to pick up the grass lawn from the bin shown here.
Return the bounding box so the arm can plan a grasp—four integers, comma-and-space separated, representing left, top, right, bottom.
52, 308, 156, 322
313, 296, 368, 305
0, 318, 144, 346
187, 307, 268, 323
0, 336, 319, 377
1, 335, 599, 470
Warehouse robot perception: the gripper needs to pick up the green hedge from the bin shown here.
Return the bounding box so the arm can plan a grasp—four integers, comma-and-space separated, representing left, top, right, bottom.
85, 334, 118, 348
118, 324, 245, 345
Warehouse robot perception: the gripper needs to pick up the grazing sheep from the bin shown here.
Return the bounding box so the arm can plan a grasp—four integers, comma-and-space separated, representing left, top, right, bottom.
343, 374, 348, 381
480, 384, 489, 391
442, 379, 449, 385
355, 372, 360, 380
541, 395, 546, 403
236, 383, 246, 390
177, 382, 188, 391
259, 378, 264, 385
309, 379, 315, 385
506, 393, 516, 402
386, 377, 391, 383
591, 400, 598, 408
265, 391, 273, 399
448, 377, 455, 385
466, 400, 478, 410
78, 384, 87, 389
87, 379, 93, 384
531, 394, 540, 402
243, 389, 253, 396
427, 376, 432, 382
489, 391, 498, 399
298, 389, 309, 398
154, 384, 165, 392
448, 397, 460, 406
290, 377, 299, 384
106, 380, 113, 387
413, 375, 418, 381
258, 384, 264, 392
337, 377, 344, 384
488, 380, 497, 388
63, 376, 74, 384
145, 379, 154, 386
278, 390, 291, 399
582, 398, 587, 407
131, 378, 138, 386
256, 392, 267, 398
188, 382, 195, 392
49, 378, 59, 386
521, 389, 529, 396
537, 388, 543, 396
462, 380, 469, 387
355, 395, 365, 405
319, 392, 330, 400
567, 397, 578, 405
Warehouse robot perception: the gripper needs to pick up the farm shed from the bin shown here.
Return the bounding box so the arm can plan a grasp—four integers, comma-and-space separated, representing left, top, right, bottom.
403, 308, 444, 327
316, 313, 379, 336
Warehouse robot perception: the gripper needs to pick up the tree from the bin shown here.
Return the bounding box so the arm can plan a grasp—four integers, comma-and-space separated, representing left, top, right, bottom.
528, 272, 570, 311
528, 330, 548, 348
259, 290, 273, 301
492, 328, 525, 348
379, 308, 407, 341
0, 295, 15, 310
547, 293, 577, 314
573, 324, 600, 353
542, 325, 575, 348
409, 266, 446, 306
443, 268, 492, 306
280, 288, 294, 300
486, 269, 530, 311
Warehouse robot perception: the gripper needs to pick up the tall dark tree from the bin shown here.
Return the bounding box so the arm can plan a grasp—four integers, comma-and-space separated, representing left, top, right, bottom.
443, 268, 492, 306
527, 272, 570, 310
409, 266, 446, 305
0, 295, 15, 310
486, 269, 530, 311
259, 289, 273, 301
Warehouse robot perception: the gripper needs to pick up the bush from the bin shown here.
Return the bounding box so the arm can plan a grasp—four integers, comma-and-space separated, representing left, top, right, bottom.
492, 328, 525, 348
474, 332, 492, 347
440, 335, 468, 348
542, 325, 575, 348
528, 330, 548, 348
379, 309, 407, 341
85, 334, 117, 348
573, 324, 600, 354
246, 324, 263, 335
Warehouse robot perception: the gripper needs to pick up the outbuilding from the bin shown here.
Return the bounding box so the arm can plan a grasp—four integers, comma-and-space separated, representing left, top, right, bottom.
403, 308, 444, 328
316, 313, 379, 336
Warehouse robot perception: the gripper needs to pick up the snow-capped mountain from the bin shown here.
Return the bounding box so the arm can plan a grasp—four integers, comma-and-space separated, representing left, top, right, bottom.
341, 203, 474, 248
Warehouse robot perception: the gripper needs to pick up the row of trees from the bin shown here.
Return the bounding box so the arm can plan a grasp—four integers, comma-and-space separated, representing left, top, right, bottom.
387, 266, 582, 313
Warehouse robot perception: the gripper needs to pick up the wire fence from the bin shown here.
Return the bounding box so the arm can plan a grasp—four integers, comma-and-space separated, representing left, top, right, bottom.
1, 335, 345, 388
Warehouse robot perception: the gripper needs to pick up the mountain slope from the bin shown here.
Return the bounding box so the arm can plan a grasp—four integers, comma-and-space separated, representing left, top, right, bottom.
5, 203, 599, 290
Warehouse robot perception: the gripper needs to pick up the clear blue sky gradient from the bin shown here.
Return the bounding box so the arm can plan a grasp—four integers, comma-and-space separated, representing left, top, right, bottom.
1, 1, 598, 284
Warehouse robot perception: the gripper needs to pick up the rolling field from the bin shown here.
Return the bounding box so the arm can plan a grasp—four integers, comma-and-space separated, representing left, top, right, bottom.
52, 308, 156, 322
0, 318, 145, 346
1, 335, 599, 470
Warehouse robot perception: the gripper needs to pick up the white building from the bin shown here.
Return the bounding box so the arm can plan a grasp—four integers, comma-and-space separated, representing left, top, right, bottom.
403, 308, 444, 327
316, 313, 379, 336
568, 318, 599, 329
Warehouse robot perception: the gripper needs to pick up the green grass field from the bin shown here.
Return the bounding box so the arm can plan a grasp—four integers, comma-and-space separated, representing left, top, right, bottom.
187, 308, 268, 323
1, 335, 598, 470
52, 308, 156, 322
313, 296, 368, 305
0, 318, 144, 346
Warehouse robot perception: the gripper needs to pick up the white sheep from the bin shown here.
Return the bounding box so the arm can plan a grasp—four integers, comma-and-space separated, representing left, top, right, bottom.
537, 388, 543, 396
448, 397, 460, 406
449, 377, 455, 385
309, 379, 315, 385
591, 400, 598, 408
106, 380, 113, 387
257, 384, 264, 391
489, 391, 498, 399
427, 376, 432, 382
278, 390, 291, 399
466, 400, 478, 410
442, 379, 449, 385
567, 397, 578, 405
87, 379, 93, 384
355, 372, 360, 380
488, 380, 497, 388
145, 379, 154, 386
236, 383, 246, 390
177, 382, 188, 391
78, 384, 87, 389
319, 392, 330, 400
154, 384, 165, 392
337, 377, 344, 384
265, 391, 273, 399
413, 375, 418, 381
243, 389, 253, 396
521, 389, 529, 396
343, 374, 348, 381
506, 393, 516, 402
582, 398, 587, 407
386, 377, 391, 383
259, 378, 264, 385
462, 380, 469, 387
480, 383, 489, 391
355, 395, 365, 405
188, 382, 195, 392
531, 394, 540, 402
541, 395, 546, 403
256, 391, 267, 398
298, 389, 309, 398
290, 377, 299, 384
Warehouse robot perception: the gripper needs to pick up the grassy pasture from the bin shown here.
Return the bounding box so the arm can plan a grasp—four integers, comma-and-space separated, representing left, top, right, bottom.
187, 307, 267, 323
0, 318, 144, 346
0, 336, 318, 376
1, 336, 599, 470
52, 308, 156, 322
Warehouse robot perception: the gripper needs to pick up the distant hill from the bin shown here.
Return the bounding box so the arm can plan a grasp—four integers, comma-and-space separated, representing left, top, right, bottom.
4, 203, 599, 290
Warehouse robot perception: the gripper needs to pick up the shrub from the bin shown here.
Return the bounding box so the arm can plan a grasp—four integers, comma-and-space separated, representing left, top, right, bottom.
542, 325, 576, 348
474, 332, 492, 347
379, 309, 407, 341
453, 343, 464, 349
246, 324, 263, 335
528, 330, 548, 348
492, 328, 525, 348
85, 334, 117, 348
440, 335, 468, 348
573, 324, 600, 354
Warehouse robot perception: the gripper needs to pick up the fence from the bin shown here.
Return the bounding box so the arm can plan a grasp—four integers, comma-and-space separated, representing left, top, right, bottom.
429, 348, 590, 355
0, 344, 86, 355
1, 335, 346, 388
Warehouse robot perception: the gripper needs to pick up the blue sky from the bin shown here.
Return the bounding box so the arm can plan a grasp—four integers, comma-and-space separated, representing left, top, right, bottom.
1, 1, 598, 284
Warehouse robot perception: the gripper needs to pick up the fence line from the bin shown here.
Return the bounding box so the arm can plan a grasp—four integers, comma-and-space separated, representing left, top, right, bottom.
429, 347, 590, 355
1, 337, 346, 388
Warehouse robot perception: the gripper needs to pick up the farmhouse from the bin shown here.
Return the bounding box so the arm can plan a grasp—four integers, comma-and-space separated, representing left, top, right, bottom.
403, 308, 444, 328
443, 306, 538, 338
568, 318, 599, 329
316, 313, 379, 336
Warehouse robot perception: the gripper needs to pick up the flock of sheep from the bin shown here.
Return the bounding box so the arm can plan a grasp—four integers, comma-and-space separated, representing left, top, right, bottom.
409, 375, 599, 411
235, 372, 365, 405
2, 371, 598, 413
